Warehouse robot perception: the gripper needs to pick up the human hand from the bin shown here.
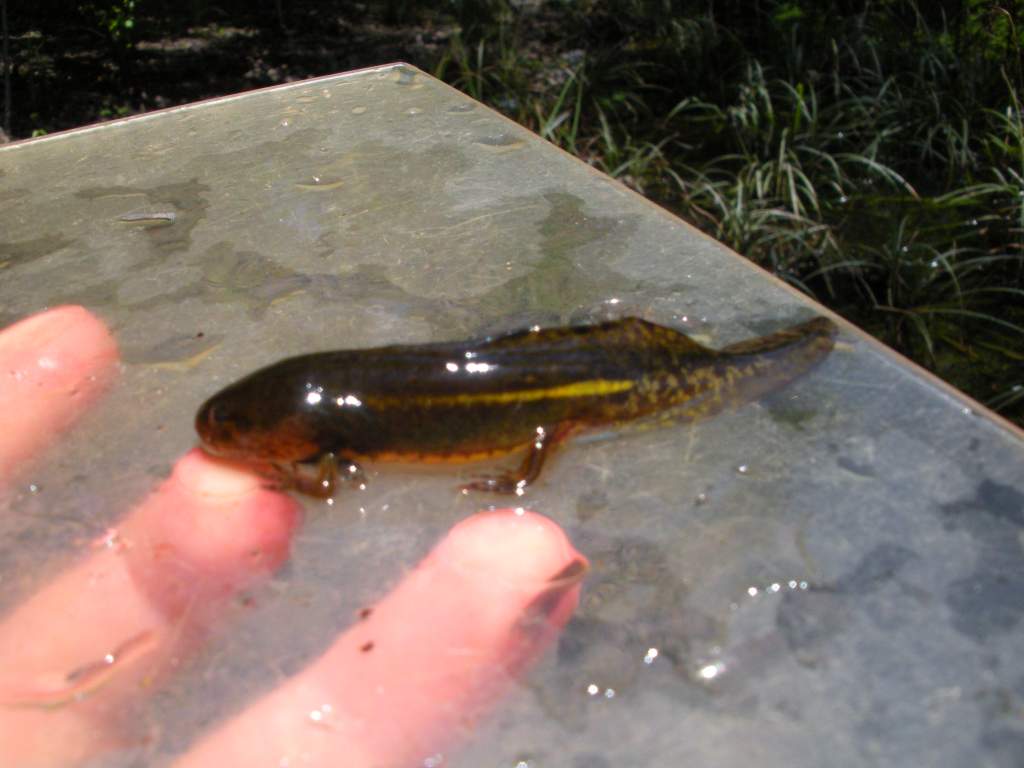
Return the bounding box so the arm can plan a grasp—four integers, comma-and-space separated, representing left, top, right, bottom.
0, 307, 586, 767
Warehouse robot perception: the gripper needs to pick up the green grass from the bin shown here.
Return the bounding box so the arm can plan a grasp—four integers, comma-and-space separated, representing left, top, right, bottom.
434, 0, 1024, 426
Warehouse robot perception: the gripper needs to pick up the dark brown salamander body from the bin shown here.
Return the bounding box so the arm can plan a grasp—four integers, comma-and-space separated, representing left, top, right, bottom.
195, 316, 837, 496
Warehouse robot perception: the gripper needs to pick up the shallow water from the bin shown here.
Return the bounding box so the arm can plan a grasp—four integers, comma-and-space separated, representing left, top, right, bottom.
2, 64, 1024, 767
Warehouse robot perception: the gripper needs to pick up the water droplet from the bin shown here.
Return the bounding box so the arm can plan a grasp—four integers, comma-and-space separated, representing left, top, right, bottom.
961, 407, 973, 416
308, 703, 334, 728
473, 133, 525, 151
839, 195, 848, 203
93, 527, 123, 552
406, 107, 423, 116
695, 492, 708, 505
900, 245, 909, 253
28, 483, 40, 494
352, 106, 367, 115
697, 661, 724, 680
279, 119, 290, 128
747, 586, 759, 597
447, 102, 476, 113
586, 683, 599, 696
295, 177, 344, 191
643, 647, 659, 664
393, 68, 417, 86
736, 464, 748, 474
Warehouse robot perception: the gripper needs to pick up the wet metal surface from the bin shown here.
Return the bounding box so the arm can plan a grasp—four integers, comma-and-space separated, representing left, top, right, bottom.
2, 64, 1024, 766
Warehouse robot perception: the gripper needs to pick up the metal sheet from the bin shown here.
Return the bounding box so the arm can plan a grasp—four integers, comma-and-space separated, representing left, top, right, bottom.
2, 63, 1023, 767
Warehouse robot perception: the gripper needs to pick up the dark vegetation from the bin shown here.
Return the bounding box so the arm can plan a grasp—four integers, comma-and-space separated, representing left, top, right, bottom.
2, 1, 1022, 425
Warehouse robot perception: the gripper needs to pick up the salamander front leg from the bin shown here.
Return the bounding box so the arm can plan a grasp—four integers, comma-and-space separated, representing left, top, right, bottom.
271, 453, 365, 499
461, 424, 571, 495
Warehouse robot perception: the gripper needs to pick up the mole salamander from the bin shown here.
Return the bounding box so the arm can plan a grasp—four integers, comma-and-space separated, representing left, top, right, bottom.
195, 316, 837, 497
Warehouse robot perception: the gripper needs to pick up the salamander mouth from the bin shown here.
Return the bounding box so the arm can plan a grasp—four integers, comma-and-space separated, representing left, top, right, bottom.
195, 408, 324, 467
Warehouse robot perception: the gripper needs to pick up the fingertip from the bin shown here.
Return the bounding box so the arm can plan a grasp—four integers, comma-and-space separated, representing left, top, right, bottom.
174, 449, 301, 562
124, 451, 300, 614
0, 304, 120, 377
172, 448, 267, 498
166, 449, 300, 563
0, 305, 120, 484
440, 507, 586, 589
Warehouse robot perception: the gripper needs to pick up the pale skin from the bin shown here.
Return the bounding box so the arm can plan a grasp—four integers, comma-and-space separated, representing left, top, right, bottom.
0, 306, 587, 767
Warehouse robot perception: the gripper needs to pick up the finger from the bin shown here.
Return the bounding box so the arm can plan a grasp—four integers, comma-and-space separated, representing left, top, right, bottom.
0, 449, 301, 767
0, 305, 119, 488
176, 508, 586, 768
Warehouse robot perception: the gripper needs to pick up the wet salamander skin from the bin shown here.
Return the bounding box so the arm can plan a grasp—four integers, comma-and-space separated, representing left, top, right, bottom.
195, 316, 837, 493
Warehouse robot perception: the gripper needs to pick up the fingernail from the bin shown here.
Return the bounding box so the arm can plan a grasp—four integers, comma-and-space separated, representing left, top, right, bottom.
516, 556, 589, 635
545, 557, 590, 588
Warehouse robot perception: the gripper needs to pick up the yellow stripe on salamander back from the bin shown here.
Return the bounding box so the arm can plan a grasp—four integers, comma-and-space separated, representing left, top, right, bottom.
369, 378, 636, 408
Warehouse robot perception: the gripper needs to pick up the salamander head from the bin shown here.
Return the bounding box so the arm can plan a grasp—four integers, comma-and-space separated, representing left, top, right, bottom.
195, 388, 318, 465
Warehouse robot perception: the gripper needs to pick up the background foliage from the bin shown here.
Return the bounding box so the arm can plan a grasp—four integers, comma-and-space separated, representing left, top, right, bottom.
3, 0, 1022, 424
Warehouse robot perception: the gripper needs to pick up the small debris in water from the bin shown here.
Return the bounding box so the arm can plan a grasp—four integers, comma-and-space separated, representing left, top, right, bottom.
118, 211, 176, 224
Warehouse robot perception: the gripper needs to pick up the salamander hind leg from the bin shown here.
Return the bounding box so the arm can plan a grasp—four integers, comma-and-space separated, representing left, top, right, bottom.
460, 424, 572, 495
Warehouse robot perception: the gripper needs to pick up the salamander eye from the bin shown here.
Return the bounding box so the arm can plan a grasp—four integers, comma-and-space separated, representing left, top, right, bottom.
207, 402, 231, 426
